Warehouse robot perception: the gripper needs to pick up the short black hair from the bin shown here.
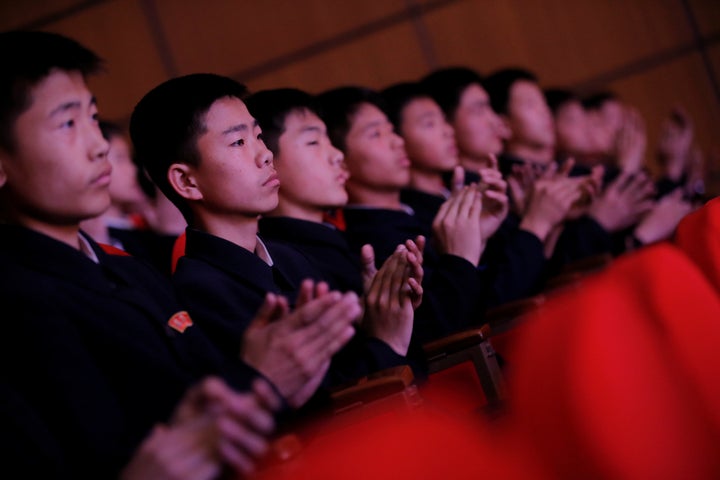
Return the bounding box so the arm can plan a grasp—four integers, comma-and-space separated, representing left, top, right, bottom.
245, 88, 318, 156
315, 86, 387, 152
98, 120, 124, 142
0, 30, 103, 153
544, 88, 579, 115
380, 81, 434, 132
129, 73, 249, 223
420, 66, 484, 122
483, 67, 539, 115
582, 90, 620, 110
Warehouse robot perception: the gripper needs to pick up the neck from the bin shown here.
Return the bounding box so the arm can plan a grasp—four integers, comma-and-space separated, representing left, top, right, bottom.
345, 181, 403, 210
458, 153, 493, 173
270, 201, 325, 223
20, 216, 82, 250
506, 142, 555, 164
409, 168, 448, 196
79, 216, 111, 244
194, 213, 259, 253
148, 194, 186, 235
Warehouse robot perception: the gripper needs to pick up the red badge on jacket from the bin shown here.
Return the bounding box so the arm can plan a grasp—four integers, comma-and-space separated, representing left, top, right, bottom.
168, 311, 193, 333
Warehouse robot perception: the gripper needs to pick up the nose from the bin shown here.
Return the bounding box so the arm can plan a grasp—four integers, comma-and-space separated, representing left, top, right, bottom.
443, 121, 454, 138
89, 122, 110, 161
493, 113, 512, 139
391, 131, 405, 149
256, 143, 273, 168
330, 145, 344, 167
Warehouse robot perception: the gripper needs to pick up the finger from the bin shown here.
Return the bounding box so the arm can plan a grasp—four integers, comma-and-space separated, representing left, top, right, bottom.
558, 157, 575, 177
408, 277, 423, 296
438, 187, 464, 225
294, 279, 316, 308
313, 281, 330, 299
384, 248, 409, 307
407, 236, 425, 267
611, 171, 635, 193
293, 321, 355, 377
285, 291, 345, 328
360, 244, 377, 278
252, 378, 282, 413
478, 168, 506, 192
222, 395, 275, 435
218, 438, 257, 477
218, 414, 271, 458
406, 250, 424, 284
287, 359, 331, 408
451, 165, 465, 193
486, 152, 499, 170
456, 185, 477, 220
367, 248, 402, 307
246, 293, 280, 330
540, 161, 558, 179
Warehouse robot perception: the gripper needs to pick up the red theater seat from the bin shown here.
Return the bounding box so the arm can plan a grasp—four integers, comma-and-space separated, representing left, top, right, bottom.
674, 196, 720, 293
505, 243, 720, 479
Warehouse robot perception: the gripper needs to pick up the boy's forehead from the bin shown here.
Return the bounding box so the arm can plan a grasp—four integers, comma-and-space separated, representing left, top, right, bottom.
405, 96, 438, 113
350, 102, 385, 125
29, 70, 91, 106
203, 96, 254, 130
285, 108, 324, 130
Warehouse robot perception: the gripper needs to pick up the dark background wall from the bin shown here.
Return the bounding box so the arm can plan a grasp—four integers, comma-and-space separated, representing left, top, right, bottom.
3, 0, 719, 194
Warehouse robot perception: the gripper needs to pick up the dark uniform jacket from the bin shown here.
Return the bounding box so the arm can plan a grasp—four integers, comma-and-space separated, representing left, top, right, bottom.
0, 224, 257, 477
341, 206, 483, 343
173, 228, 406, 402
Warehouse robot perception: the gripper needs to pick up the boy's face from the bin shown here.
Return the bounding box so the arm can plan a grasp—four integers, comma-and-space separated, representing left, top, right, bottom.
506, 80, 555, 151
452, 83, 508, 158
276, 108, 348, 212
588, 99, 624, 155
554, 100, 593, 156
0, 69, 111, 225
107, 135, 147, 210
343, 103, 410, 190
400, 97, 458, 172
192, 96, 277, 217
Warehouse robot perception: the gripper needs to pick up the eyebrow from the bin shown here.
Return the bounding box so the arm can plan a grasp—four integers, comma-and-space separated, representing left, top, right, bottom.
359, 120, 385, 135
470, 99, 490, 107
49, 96, 97, 117
222, 119, 258, 136
417, 111, 438, 120
299, 125, 323, 134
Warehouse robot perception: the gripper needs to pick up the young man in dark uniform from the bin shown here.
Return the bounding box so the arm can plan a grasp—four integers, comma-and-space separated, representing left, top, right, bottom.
246, 87, 425, 373
0, 30, 280, 478
382, 79, 556, 308
315, 86, 499, 341
130, 74, 414, 409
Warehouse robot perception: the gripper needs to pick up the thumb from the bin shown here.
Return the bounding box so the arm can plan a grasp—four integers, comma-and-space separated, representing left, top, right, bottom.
361, 244, 377, 291
542, 161, 559, 178
486, 152, 499, 170
452, 165, 465, 193
248, 292, 280, 329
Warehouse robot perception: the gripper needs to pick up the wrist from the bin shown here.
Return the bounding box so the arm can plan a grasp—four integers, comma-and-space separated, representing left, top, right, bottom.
519, 216, 552, 242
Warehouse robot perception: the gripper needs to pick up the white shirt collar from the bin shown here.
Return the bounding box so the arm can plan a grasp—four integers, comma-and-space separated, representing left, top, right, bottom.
78, 233, 100, 264
255, 236, 274, 266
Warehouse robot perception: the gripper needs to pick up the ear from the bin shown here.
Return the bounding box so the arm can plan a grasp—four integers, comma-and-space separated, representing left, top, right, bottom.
168, 163, 202, 201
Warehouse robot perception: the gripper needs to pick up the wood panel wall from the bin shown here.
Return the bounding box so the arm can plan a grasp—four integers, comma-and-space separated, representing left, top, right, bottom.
2, 0, 719, 194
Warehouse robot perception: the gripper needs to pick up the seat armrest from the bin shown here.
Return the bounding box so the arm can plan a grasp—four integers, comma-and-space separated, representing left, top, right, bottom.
330, 365, 415, 411
422, 326, 490, 361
